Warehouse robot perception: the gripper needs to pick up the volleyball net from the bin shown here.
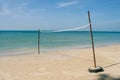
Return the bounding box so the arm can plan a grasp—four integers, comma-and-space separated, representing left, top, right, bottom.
53, 23, 90, 32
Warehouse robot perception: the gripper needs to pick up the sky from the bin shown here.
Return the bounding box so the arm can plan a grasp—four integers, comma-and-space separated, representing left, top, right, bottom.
0, 0, 120, 31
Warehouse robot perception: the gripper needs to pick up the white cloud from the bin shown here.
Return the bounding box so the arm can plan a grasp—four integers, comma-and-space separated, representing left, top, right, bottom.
0, 4, 11, 16
0, 2, 30, 16
0, 2, 47, 22
0, 3, 30, 17
57, 1, 78, 8
0, 2, 45, 18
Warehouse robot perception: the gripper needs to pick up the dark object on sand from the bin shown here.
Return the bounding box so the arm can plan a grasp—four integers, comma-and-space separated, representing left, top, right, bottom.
88, 66, 104, 73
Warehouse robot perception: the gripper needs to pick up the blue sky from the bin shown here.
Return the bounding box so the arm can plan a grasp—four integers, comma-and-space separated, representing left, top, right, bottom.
0, 0, 120, 31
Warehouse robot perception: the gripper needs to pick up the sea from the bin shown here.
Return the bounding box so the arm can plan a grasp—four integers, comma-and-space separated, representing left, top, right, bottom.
0, 30, 120, 56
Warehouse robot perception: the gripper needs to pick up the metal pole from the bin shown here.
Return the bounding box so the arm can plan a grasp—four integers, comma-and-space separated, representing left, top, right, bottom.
88, 11, 97, 68
38, 30, 40, 54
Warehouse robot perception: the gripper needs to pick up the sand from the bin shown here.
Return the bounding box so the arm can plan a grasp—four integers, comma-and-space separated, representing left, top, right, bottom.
0, 45, 120, 80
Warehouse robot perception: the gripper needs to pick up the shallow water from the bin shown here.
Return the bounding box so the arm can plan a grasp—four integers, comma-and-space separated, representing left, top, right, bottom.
0, 30, 120, 55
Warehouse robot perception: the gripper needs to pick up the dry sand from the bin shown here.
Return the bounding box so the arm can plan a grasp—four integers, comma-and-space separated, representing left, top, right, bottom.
0, 45, 120, 80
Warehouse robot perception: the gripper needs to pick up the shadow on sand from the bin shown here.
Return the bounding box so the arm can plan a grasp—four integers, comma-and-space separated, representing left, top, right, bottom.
96, 74, 120, 80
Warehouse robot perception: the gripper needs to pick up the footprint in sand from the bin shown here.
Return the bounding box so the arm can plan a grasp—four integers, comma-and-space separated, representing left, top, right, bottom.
30, 68, 51, 76
62, 71, 86, 77
0, 71, 13, 80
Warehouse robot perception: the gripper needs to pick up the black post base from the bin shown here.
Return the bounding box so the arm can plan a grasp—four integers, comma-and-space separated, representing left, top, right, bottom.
88, 66, 104, 73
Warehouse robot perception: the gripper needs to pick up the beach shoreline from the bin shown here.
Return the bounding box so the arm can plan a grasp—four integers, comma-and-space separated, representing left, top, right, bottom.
0, 43, 119, 57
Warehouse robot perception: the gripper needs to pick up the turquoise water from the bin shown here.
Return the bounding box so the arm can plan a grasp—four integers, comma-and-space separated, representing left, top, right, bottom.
0, 30, 120, 55
40, 31, 120, 50
0, 31, 38, 56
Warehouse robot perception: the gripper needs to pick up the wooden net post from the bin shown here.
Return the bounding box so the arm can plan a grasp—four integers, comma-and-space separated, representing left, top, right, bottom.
88, 11, 97, 68
38, 30, 40, 54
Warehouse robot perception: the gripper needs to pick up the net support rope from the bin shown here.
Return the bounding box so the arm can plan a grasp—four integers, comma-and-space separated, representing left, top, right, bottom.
53, 23, 90, 32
